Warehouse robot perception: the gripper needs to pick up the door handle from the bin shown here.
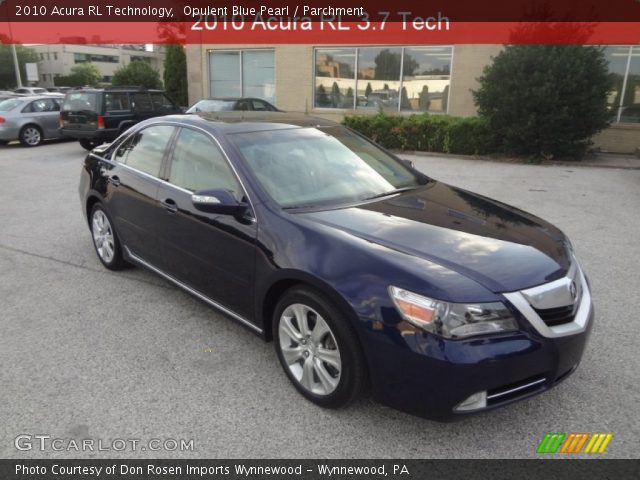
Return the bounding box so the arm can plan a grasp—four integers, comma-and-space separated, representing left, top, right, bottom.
161, 197, 178, 214
108, 175, 121, 187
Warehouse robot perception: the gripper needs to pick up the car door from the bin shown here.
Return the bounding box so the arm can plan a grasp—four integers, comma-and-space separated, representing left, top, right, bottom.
22, 98, 60, 137
105, 124, 177, 266
155, 126, 257, 320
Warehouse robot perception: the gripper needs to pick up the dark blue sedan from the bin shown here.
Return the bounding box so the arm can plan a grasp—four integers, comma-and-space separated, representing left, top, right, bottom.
78, 112, 593, 420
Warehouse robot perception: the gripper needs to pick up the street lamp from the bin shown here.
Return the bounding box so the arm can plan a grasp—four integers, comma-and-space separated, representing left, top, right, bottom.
11, 44, 23, 87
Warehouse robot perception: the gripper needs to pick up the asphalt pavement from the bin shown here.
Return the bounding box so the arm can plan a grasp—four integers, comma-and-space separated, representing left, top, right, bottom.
1, 139, 639, 458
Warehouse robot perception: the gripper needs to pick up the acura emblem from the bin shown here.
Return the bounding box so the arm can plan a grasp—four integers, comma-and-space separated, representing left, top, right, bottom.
569, 281, 577, 301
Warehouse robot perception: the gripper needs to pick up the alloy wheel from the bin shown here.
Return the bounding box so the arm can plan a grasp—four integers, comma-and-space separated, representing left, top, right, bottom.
92, 210, 115, 264
22, 127, 42, 146
278, 303, 342, 396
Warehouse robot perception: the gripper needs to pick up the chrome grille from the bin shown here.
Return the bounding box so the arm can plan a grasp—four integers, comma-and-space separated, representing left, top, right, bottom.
533, 305, 575, 327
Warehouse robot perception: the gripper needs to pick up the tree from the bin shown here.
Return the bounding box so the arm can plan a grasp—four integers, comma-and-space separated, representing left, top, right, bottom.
316, 84, 330, 107
400, 87, 411, 110
473, 45, 612, 158
441, 85, 449, 113
365, 82, 372, 98
331, 81, 341, 107
0, 45, 39, 89
345, 87, 354, 101
163, 44, 187, 106
55, 63, 101, 87
373, 49, 419, 80
418, 85, 430, 111
112, 61, 162, 89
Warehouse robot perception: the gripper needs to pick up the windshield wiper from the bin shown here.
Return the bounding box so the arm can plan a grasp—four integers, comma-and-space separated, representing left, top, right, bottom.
362, 186, 418, 202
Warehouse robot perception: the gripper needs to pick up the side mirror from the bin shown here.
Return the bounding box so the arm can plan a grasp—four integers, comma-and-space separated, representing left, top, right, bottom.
401, 158, 414, 168
191, 189, 246, 215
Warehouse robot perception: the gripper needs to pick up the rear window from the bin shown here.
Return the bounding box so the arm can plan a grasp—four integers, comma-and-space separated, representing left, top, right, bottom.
63, 93, 98, 112
33, 88, 47, 94
186, 100, 236, 113
0, 98, 24, 111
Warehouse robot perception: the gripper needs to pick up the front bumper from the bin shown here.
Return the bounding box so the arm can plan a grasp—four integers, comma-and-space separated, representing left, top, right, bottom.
360, 265, 594, 420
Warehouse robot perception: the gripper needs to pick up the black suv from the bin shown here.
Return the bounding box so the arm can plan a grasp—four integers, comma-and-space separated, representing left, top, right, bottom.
60, 87, 181, 150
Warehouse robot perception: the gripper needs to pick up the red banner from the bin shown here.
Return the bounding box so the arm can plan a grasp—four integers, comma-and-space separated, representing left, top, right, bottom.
1, 21, 639, 45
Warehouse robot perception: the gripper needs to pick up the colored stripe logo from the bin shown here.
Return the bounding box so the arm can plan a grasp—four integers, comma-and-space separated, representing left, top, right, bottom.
537, 433, 613, 454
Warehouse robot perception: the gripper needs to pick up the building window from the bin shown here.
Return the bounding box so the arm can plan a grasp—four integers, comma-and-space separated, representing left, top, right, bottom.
208, 50, 275, 103
605, 46, 640, 123
400, 47, 452, 113
75, 53, 119, 64
314, 46, 453, 113
315, 48, 356, 108
53, 53, 58, 61
357, 47, 402, 112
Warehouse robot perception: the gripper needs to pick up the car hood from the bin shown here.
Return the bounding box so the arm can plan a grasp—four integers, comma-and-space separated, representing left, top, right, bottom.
298, 181, 571, 293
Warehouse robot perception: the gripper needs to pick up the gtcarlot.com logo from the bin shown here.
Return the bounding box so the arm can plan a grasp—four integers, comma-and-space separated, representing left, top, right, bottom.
537, 432, 613, 454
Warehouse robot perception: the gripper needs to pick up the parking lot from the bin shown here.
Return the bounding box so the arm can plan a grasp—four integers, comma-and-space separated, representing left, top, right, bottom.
1, 139, 639, 459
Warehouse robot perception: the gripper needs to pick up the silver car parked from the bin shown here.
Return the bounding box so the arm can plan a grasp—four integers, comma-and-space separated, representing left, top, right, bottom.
0, 95, 65, 147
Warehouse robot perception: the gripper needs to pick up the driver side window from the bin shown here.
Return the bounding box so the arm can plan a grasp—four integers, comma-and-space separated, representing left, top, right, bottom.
168, 128, 242, 199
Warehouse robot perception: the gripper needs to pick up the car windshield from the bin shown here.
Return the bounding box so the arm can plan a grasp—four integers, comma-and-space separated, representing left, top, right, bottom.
0, 98, 23, 111
231, 126, 425, 209
187, 100, 236, 113
63, 92, 98, 111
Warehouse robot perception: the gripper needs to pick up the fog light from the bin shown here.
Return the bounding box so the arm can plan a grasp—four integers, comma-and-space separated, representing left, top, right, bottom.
454, 391, 487, 412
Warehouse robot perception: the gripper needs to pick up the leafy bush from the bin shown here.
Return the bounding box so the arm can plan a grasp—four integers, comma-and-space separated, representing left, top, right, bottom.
343, 112, 497, 155
112, 61, 162, 89
473, 45, 612, 158
55, 63, 101, 87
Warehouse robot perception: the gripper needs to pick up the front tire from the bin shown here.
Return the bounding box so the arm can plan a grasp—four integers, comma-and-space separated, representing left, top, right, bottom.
90, 204, 128, 270
273, 287, 367, 408
19, 125, 43, 147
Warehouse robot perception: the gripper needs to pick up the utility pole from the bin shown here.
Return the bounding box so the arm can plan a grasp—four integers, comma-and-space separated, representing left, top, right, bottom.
10, 44, 23, 87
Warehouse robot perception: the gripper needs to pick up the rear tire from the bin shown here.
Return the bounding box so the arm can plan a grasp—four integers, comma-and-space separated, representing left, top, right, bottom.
19, 125, 43, 147
273, 287, 367, 409
89, 204, 128, 270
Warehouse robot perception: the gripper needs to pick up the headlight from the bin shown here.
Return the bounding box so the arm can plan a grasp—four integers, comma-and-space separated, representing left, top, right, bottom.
388, 286, 518, 339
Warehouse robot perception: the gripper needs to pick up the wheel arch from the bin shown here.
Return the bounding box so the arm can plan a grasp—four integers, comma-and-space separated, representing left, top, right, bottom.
258, 270, 361, 342
19, 123, 43, 139
85, 194, 102, 225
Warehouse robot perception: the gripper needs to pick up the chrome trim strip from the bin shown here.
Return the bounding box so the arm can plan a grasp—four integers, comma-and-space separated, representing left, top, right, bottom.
487, 378, 547, 401
503, 262, 592, 339
124, 247, 263, 334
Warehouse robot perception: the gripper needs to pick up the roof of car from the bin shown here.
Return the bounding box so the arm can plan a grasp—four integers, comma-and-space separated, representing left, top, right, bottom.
3, 95, 60, 101
145, 112, 339, 134
64, 87, 165, 94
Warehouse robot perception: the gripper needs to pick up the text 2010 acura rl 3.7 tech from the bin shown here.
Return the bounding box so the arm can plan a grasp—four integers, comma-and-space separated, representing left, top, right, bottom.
79, 112, 593, 420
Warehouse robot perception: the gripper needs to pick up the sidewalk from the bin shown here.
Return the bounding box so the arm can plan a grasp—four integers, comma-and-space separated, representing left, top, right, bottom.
395, 150, 640, 170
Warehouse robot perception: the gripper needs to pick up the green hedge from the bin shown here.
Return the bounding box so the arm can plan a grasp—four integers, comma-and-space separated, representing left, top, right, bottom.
342, 112, 498, 155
